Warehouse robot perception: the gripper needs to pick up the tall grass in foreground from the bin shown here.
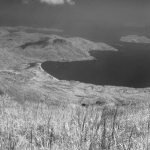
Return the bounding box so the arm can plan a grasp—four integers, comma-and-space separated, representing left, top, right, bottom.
0, 94, 150, 150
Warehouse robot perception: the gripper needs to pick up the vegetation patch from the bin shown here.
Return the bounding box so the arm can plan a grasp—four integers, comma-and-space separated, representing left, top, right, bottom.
19, 38, 49, 50
0, 94, 150, 150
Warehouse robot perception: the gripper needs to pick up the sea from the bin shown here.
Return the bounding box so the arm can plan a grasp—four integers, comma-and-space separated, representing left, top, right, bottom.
37, 24, 150, 88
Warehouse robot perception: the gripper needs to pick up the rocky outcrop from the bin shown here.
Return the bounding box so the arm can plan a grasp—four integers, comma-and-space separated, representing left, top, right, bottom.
120, 35, 150, 43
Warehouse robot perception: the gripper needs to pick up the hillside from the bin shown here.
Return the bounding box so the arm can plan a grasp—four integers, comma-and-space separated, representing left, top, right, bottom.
0, 27, 117, 67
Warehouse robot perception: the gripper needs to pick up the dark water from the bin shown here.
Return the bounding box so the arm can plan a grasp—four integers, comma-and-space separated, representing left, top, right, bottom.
28, 24, 150, 88
42, 42, 150, 88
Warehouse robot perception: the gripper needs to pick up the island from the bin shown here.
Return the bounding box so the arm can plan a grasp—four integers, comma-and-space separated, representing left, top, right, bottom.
120, 35, 150, 43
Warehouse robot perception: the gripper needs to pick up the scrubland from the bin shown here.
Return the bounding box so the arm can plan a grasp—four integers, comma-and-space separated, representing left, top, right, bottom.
0, 94, 150, 150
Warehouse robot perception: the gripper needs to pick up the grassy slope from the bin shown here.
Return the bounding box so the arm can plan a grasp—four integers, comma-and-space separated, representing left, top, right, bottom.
0, 95, 150, 150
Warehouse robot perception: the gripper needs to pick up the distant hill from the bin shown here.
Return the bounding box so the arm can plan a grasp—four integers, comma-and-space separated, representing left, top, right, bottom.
0, 27, 117, 69
120, 35, 150, 43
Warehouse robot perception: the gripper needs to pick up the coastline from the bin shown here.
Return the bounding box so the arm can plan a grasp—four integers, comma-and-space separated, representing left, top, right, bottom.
0, 26, 150, 108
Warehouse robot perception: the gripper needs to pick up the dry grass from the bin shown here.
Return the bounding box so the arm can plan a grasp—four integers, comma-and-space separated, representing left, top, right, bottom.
0, 94, 150, 150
